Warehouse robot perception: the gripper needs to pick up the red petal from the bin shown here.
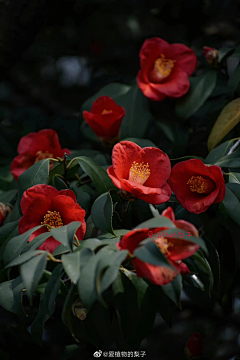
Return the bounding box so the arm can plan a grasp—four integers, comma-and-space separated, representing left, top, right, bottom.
161, 207, 175, 221
174, 219, 199, 238
59, 189, 77, 202
118, 229, 150, 254
17, 129, 64, 156
90, 96, 120, 113
11, 153, 36, 181
164, 43, 198, 76
139, 37, 169, 69
132, 258, 178, 285
209, 165, 226, 203
112, 141, 143, 180
20, 184, 58, 218
136, 183, 171, 204
167, 238, 199, 261
174, 261, 190, 275
150, 68, 190, 98
143, 147, 171, 188
137, 70, 167, 101
51, 195, 86, 240
107, 166, 132, 193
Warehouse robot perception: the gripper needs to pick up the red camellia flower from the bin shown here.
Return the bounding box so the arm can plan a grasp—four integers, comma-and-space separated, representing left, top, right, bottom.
168, 159, 225, 214
137, 37, 198, 101
107, 141, 171, 204
0, 203, 11, 226
83, 96, 126, 142
116, 207, 199, 285
185, 332, 203, 359
11, 129, 70, 181
19, 184, 86, 253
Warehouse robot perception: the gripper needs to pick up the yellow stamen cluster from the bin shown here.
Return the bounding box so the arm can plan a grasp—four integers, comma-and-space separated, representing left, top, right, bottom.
155, 54, 175, 78
101, 109, 113, 115
41, 210, 63, 231
129, 161, 151, 185
155, 237, 173, 255
187, 176, 207, 194
35, 150, 54, 163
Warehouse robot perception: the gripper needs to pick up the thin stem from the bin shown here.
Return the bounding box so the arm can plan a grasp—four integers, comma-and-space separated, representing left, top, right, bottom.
74, 235, 80, 246
227, 139, 240, 155
47, 253, 62, 263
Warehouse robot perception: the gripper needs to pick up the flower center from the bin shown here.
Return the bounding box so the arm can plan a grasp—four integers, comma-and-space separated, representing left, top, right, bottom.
101, 109, 113, 115
155, 237, 173, 255
187, 175, 215, 194
129, 161, 150, 185
41, 210, 64, 231
35, 150, 54, 163
149, 54, 176, 82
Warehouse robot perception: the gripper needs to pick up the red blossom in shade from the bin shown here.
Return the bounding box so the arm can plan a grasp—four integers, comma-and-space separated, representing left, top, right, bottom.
203, 46, 218, 66
116, 207, 199, 285
83, 96, 126, 142
185, 332, 203, 359
19, 184, 86, 253
168, 159, 225, 214
11, 129, 70, 181
107, 141, 171, 205
0, 203, 11, 226
137, 37, 198, 101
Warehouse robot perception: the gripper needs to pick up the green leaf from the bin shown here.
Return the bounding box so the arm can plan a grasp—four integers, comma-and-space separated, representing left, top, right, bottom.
0, 219, 19, 248
229, 172, 240, 184
120, 84, 151, 139
208, 98, 240, 151
50, 221, 81, 252
73, 156, 115, 194
205, 139, 235, 164
228, 63, 240, 96
175, 71, 217, 120
0, 189, 17, 204
91, 192, 114, 234
3, 225, 43, 266
21, 252, 48, 300
134, 242, 173, 269
18, 159, 50, 213
161, 274, 182, 308
78, 247, 124, 309
31, 264, 63, 346
50, 175, 68, 190
22, 232, 51, 253
70, 184, 91, 213
223, 183, 240, 226
99, 250, 128, 293
134, 216, 175, 230
218, 46, 233, 62
5, 250, 45, 268
62, 248, 93, 284
0, 276, 24, 314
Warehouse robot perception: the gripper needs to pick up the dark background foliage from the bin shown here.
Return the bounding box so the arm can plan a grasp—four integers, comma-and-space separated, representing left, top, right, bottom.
1, 1, 240, 359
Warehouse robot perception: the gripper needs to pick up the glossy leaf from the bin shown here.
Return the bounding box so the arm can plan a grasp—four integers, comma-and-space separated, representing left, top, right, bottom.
208, 98, 240, 151
62, 248, 93, 284
50, 221, 81, 252
91, 192, 114, 234
21, 252, 48, 300
175, 71, 217, 120
223, 183, 240, 226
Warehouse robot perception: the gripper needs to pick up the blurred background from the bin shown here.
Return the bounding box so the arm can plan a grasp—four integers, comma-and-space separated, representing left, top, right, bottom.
1, 0, 240, 359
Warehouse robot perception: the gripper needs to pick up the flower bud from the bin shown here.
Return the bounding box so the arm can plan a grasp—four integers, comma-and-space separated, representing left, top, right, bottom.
203, 46, 218, 66
185, 332, 203, 359
0, 203, 11, 226
72, 300, 87, 321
